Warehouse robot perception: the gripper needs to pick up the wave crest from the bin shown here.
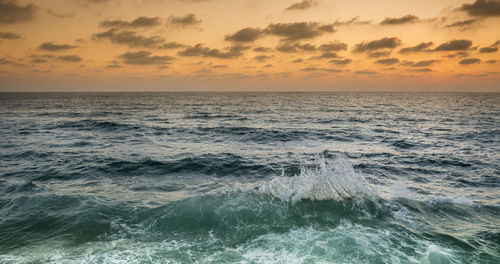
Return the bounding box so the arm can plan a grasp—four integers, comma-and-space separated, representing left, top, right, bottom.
259, 156, 375, 202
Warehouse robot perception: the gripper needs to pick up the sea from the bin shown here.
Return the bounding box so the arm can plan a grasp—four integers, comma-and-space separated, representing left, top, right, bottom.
0, 92, 498, 263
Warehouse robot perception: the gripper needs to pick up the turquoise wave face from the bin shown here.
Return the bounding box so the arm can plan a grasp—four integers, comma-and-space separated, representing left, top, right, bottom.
0, 93, 499, 263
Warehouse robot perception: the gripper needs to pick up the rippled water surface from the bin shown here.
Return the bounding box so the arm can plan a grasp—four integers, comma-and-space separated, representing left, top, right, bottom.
0, 92, 499, 263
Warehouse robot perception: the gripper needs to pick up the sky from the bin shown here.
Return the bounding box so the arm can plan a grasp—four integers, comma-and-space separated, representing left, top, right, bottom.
0, 0, 499, 92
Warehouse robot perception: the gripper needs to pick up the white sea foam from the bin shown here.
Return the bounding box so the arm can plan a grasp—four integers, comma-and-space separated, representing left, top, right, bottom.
258, 156, 376, 203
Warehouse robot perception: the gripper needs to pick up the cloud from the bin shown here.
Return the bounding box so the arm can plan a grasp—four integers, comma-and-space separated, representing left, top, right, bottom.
0, 0, 37, 24
0, 31, 22, 39
301, 67, 342, 73
160, 41, 186, 49
380, 15, 419, 25
445, 19, 477, 28
485, 59, 497, 63
459, 0, 500, 17
408, 68, 433, 72
120, 51, 174, 65
178, 44, 249, 58
253, 47, 271, 52
330, 59, 352, 65
401, 60, 438, 67
46, 9, 74, 18
291, 58, 304, 63
479, 41, 499, 53
333, 16, 371, 27
434, 39, 472, 51
254, 55, 273, 62
167, 13, 201, 27
355, 70, 378, 74
38, 42, 78, 51
276, 42, 316, 52
93, 29, 164, 48
319, 42, 347, 52
399, 42, 433, 53
58, 55, 82, 62
100, 16, 161, 28
354, 37, 401, 52
375, 58, 400, 65
225, 27, 262, 42
264, 22, 335, 42
459, 58, 481, 64
367, 51, 391, 58
446, 51, 468, 58
309, 52, 339, 60
285, 0, 319, 11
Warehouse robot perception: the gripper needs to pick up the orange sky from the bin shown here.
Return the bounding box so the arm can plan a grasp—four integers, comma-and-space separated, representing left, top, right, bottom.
0, 0, 499, 91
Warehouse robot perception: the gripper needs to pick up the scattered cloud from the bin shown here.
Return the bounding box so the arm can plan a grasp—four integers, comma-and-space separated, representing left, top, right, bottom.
285, 0, 319, 11
38, 42, 78, 51
58, 55, 82, 62
46, 9, 74, 18
399, 42, 433, 53
264, 22, 335, 42
408, 68, 433, 72
93, 29, 164, 48
0, 0, 38, 24
225, 27, 262, 42
367, 51, 391, 58
276, 42, 316, 52
254, 55, 273, 62
310, 52, 339, 60
445, 19, 477, 28
253, 47, 271, 52
459, 58, 481, 64
319, 42, 347, 52
160, 41, 186, 49
380, 15, 419, 25
167, 13, 201, 27
375, 58, 400, 65
479, 41, 499, 53
354, 37, 401, 52
446, 51, 468, 58
330, 59, 352, 65
433, 39, 472, 51
459, 0, 500, 17
355, 70, 378, 74
178, 44, 249, 58
0, 31, 22, 39
100, 16, 161, 28
333, 17, 371, 27
401, 60, 438, 67
485, 59, 497, 64
291, 58, 304, 63
120, 51, 174, 65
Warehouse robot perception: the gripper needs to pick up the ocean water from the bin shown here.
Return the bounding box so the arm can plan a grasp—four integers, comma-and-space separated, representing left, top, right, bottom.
0, 92, 498, 264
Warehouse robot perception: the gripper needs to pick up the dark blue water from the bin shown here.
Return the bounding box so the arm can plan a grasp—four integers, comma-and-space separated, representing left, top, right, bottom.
0, 92, 499, 263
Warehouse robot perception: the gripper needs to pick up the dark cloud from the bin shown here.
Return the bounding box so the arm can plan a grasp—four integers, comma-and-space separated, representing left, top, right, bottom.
120, 51, 174, 65
264, 22, 335, 42
58, 55, 82, 62
225, 27, 262, 42
367, 51, 391, 58
178, 44, 248, 58
399, 42, 433, 53
404, 60, 438, 67
434, 39, 472, 51
93, 29, 164, 48
160, 41, 185, 49
100, 16, 161, 28
355, 70, 378, 75
333, 16, 371, 26
46, 9, 74, 18
291, 58, 304, 63
0, 0, 37, 24
375, 58, 400, 65
276, 42, 316, 52
354, 37, 401, 52
446, 51, 468, 58
301, 67, 342, 73
0, 31, 22, 39
485, 59, 497, 64
285, 0, 319, 11
168, 13, 201, 27
253, 47, 271, 52
408, 68, 433, 72
330, 59, 352, 65
459, 0, 500, 17
309, 52, 339, 60
459, 58, 481, 64
319, 42, 347, 52
380, 15, 419, 25
479, 41, 499, 53
105, 60, 121, 68
445, 19, 477, 28
254, 55, 273, 62
38, 42, 78, 51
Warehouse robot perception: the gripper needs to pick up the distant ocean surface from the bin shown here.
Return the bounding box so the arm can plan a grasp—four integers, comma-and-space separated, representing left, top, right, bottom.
0, 92, 499, 263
